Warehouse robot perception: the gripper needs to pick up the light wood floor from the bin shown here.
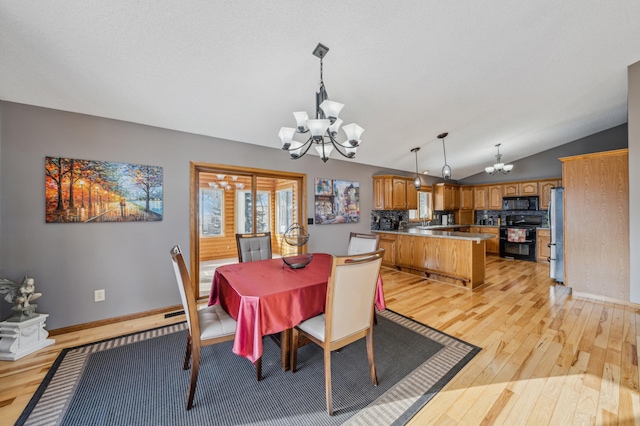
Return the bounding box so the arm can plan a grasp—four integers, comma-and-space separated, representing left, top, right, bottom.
1, 255, 638, 425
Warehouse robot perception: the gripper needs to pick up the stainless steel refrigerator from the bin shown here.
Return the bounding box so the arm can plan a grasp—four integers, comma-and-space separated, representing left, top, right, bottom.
548, 187, 564, 283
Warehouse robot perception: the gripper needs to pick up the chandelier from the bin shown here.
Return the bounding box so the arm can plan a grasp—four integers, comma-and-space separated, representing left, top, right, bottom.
278, 43, 364, 162
485, 143, 513, 175
438, 132, 451, 180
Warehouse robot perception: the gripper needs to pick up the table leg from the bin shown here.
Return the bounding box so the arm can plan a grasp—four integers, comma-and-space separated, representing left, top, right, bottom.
281, 328, 291, 371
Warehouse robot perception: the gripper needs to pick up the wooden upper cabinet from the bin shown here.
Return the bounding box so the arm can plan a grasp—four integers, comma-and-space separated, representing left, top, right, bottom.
373, 175, 416, 210
460, 186, 474, 210
519, 182, 538, 195
539, 179, 559, 210
473, 186, 488, 210
406, 181, 418, 210
488, 185, 503, 210
434, 183, 459, 211
503, 181, 538, 196
503, 183, 519, 197
392, 178, 407, 209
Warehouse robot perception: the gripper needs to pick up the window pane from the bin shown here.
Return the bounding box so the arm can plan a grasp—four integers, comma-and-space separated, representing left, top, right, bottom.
276, 188, 293, 234
409, 191, 433, 220
200, 188, 223, 237
236, 190, 270, 233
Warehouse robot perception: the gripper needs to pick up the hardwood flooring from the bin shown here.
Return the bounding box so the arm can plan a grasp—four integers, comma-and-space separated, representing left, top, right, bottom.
1, 255, 638, 424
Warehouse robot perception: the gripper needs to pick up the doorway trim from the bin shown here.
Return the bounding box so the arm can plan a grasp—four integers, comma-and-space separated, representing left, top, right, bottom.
190, 162, 307, 297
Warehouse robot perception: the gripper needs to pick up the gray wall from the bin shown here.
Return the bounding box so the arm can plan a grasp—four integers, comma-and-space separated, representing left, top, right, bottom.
629, 61, 640, 303
0, 102, 431, 329
459, 124, 628, 185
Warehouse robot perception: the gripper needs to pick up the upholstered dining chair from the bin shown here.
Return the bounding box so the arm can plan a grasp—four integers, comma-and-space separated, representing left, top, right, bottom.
235, 232, 272, 262
290, 249, 384, 415
347, 232, 380, 255
170, 245, 262, 410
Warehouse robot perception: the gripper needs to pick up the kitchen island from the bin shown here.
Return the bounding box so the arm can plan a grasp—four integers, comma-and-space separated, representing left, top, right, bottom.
374, 228, 495, 289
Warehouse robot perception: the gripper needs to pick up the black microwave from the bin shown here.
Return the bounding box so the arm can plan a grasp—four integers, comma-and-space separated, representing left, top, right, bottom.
502, 196, 539, 211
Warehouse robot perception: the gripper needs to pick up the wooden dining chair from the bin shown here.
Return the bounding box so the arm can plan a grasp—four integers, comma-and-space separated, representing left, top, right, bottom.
235, 232, 272, 262
347, 232, 380, 255
290, 249, 384, 415
170, 245, 262, 410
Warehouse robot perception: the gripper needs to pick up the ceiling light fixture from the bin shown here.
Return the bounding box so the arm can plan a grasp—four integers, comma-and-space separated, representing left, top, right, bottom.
485, 143, 513, 175
279, 43, 364, 162
411, 147, 421, 190
438, 132, 451, 180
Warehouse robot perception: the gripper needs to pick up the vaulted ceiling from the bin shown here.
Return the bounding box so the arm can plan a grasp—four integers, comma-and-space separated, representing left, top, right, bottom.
1, 1, 639, 178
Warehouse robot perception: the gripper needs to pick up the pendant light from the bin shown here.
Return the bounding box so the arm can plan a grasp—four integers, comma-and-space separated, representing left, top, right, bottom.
411, 147, 421, 190
438, 132, 451, 180
485, 143, 513, 175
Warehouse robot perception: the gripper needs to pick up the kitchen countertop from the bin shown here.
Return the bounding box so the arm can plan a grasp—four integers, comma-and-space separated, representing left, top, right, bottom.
373, 228, 495, 243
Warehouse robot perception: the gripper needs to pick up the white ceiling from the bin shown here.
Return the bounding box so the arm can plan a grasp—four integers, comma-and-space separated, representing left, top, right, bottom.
1, 1, 639, 179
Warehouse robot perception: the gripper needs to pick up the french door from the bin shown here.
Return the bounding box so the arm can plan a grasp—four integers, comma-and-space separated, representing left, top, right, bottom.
190, 162, 306, 297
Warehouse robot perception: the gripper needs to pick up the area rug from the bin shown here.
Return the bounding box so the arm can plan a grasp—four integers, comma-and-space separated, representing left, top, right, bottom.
17, 309, 480, 426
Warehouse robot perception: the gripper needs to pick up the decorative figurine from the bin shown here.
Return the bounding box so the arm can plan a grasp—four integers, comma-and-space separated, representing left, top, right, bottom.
0, 275, 42, 322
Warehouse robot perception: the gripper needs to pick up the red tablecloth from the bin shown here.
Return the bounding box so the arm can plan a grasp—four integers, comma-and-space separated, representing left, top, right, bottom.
209, 253, 385, 362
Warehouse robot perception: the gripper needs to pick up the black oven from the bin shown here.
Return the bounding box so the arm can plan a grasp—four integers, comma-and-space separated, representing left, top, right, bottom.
502, 196, 539, 211
499, 227, 537, 261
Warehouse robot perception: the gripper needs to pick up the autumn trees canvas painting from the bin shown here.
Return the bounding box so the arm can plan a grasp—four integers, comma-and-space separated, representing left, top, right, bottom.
45, 157, 163, 223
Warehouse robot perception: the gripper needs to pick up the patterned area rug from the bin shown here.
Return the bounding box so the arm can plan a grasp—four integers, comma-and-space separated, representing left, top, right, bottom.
17, 310, 480, 426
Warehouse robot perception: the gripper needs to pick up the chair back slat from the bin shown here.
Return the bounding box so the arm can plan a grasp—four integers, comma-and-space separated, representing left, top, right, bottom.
326, 249, 383, 343
347, 232, 380, 255
236, 232, 272, 262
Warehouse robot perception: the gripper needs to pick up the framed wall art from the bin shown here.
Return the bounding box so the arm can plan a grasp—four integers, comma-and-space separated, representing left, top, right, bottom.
45, 156, 163, 223
314, 178, 360, 225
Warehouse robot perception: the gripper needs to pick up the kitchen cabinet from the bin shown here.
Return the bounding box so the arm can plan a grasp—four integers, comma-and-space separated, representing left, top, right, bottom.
561, 149, 629, 300
378, 233, 396, 266
537, 229, 550, 263
539, 179, 560, 210
373, 176, 417, 210
433, 183, 459, 211
483, 227, 500, 254
473, 186, 489, 210
488, 185, 503, 210
460, 186, 474, 210
469, 226, 499, 254
504, 181, 538, 196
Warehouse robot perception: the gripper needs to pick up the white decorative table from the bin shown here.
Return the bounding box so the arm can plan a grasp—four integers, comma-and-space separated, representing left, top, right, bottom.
0, 314, 55, 361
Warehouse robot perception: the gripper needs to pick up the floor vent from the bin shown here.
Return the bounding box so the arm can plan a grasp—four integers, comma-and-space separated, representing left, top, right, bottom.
165, 310, 185, 318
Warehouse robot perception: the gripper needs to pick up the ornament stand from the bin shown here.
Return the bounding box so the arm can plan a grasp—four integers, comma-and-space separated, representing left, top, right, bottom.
0, 313, 55, 361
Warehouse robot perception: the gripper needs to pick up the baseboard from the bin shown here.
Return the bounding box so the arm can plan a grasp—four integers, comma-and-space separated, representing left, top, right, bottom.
48, 304, 183, 336
572, 291, 640, 308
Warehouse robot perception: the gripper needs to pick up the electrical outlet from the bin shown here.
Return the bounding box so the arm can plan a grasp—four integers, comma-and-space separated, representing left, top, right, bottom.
94, 289, 106, 302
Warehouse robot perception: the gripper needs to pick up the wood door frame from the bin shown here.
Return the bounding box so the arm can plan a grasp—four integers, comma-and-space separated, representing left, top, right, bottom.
190, 162, 307, 297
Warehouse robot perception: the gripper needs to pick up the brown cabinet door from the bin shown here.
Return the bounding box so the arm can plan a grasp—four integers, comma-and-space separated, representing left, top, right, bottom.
373, 177, 385, 210
379, 234, 396, 266
538, 180, 558, 210
503, 183, 519, 196
460, 186, 474, 210
392, 179, 407, 209
537, 230, 550, 262
406, 181, 418, 210
519, 181, 538, 195
450, 186, 460, 210
474, 187, 488, 209
488, 185, 503, 210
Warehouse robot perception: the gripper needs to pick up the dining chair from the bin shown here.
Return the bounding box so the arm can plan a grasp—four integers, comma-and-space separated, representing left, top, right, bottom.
235, 232, 272, 262
170, 245, 262, 410
347, 232, 380, 255
290, 249, 384, 415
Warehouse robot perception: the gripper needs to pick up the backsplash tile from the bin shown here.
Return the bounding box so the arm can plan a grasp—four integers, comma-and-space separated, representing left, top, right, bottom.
371, 210, 408, 230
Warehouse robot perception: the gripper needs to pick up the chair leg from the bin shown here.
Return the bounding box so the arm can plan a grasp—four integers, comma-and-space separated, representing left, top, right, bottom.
366, 327, 378, 386
290, 327, 299, 373
324, 347, 333, 415
186, 349, 200, 410
255, 356, 262, 381
183, 334, 192, 370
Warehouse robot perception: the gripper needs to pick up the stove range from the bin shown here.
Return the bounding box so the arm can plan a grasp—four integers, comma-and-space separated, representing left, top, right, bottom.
499, 215, 542, 261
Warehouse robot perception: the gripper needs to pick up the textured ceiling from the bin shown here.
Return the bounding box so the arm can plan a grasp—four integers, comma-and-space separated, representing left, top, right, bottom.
1, 1, 639, 178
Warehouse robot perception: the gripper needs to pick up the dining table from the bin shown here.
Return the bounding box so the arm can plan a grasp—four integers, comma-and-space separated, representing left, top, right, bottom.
208, 253, 386, 369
